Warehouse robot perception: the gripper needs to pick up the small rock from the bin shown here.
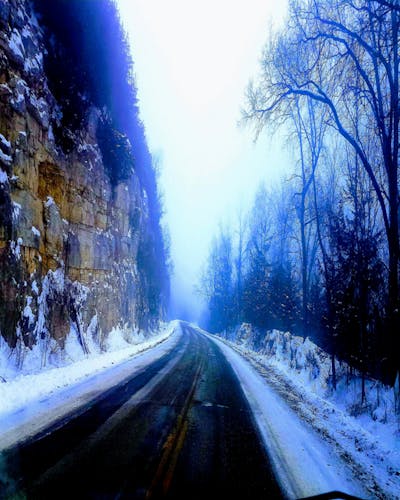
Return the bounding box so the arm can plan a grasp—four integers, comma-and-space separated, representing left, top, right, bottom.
0, 149, 12, 168
17, 130, 28, 149
10, 92, 26, 114
7, 29, 25, 66
27, 92, 49, 129
0, 132, 11, 155
10, 77, 27, 115
0, 83, 12, 97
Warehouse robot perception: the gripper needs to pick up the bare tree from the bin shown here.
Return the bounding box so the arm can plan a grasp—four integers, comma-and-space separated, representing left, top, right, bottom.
289, 97, 327, 338
244, 0, 400, 384
234, 207, 247, 324
200, 226, 234, 333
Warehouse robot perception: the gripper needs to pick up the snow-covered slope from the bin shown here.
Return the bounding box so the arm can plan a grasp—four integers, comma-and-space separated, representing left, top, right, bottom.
217, 323, 400, 499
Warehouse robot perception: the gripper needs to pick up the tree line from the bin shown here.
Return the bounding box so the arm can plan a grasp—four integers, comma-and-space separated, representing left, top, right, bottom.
200, 0, 399, 396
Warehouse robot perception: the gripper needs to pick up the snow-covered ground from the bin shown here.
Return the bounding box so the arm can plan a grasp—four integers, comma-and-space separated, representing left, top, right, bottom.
0, 321, 180, 449
209, 324, 400, 499
2, 319, 399, 498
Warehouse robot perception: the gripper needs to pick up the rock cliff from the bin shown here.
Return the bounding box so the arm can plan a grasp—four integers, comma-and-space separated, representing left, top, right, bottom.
0, 0, 169, 366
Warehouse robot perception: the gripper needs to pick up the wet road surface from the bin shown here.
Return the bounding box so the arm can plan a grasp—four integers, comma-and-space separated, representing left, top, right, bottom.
1, 323, 283, 499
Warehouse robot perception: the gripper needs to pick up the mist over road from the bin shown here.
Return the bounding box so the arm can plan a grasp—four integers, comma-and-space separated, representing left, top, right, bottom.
2, 322, 282, 499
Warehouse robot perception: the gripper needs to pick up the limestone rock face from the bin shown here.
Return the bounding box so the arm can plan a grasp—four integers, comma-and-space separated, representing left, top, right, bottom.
0, 0, 158, 358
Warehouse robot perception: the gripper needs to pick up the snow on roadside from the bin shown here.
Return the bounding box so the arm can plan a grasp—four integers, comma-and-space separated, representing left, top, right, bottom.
215, 324, 400, 499
195, 327, 367, 498
0, 321, 178, 422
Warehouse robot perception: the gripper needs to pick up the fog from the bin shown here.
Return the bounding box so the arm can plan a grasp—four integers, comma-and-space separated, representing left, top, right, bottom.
116, 0, 289, 322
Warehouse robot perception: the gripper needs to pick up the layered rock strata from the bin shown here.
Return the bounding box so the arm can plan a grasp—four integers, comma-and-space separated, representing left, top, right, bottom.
0, 0, 158, 364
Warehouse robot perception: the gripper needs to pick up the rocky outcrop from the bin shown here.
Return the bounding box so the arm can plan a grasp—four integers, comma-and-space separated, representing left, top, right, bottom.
0, 0, 164, 365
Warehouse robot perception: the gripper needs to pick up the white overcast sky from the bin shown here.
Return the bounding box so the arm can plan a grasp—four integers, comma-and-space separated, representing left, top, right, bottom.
116, 0, 289, 321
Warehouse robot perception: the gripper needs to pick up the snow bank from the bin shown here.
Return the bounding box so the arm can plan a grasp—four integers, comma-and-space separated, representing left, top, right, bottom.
0, 321, 178, 420
219, 323, 400, 498
227, 323, 399, 429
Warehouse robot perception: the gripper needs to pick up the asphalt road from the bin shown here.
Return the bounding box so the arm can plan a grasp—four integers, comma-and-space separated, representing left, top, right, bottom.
1, 323, 283, 499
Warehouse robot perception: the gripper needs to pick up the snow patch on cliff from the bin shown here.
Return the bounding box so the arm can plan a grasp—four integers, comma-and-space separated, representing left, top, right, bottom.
0, 168, 8, 184
8, 29, 25, 62
10, 237, 23, 259
12, 201, 21, 222
45, 195, 54, 207
0, 133, 11, 152
0, 150, 12, 168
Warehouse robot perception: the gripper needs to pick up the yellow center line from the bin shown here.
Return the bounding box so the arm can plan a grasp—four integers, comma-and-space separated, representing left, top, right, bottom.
146, 353, 205, 498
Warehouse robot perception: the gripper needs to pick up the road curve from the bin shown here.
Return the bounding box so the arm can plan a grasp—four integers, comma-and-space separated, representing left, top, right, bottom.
1, 322, 283, 499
